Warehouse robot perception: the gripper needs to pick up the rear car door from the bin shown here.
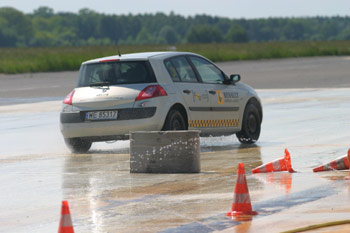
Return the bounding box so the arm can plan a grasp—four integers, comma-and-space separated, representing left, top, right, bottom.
188, 56, 241, 133
164, 56, 212, 132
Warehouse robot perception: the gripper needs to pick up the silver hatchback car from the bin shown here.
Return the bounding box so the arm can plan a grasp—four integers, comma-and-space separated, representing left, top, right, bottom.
60, 52, 262, 153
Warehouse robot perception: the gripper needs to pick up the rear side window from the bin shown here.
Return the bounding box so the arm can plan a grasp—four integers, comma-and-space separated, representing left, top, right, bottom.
77, 61, 156, 87
164, 60, 180, 82
165, 56, 198, 83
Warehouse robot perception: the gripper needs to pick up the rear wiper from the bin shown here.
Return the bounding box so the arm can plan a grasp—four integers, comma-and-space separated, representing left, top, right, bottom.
89, 81, 111, 87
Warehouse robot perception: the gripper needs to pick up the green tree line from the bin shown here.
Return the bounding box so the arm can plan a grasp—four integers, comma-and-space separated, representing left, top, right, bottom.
1, 6, 350, 47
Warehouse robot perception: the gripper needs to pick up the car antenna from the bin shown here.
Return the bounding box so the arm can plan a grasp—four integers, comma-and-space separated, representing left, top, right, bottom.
117, 49, 121, 57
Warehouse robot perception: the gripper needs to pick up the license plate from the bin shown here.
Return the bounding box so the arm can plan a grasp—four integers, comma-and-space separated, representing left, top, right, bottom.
85, 110, 118, 121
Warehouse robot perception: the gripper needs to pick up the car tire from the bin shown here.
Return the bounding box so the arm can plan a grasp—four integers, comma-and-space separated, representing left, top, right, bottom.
236, 103, 261, 144
64, 138, 92, 153
162, 109, 186, 131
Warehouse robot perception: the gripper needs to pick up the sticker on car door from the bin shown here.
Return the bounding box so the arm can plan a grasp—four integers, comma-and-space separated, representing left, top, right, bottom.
223, 92, 239, 102
193, 91, 209, 102
216, 90, 224, 104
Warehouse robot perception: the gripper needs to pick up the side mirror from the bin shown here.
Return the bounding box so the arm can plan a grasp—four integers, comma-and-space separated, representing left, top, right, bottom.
230, 74, 241, 84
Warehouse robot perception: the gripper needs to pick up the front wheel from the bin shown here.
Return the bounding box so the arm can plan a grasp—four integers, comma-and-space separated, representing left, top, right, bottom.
64, 138, 92, 153
236, 103, 261, 144
162, 109, 186, 131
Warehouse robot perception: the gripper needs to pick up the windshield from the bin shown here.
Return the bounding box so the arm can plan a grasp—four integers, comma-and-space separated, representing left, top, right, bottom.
77, 61, 156, 87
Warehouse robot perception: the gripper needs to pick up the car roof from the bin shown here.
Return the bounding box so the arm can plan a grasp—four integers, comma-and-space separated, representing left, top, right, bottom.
82, 51, 200, 64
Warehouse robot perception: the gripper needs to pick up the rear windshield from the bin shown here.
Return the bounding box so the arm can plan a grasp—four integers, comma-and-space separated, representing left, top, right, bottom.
77, 61, 157, 87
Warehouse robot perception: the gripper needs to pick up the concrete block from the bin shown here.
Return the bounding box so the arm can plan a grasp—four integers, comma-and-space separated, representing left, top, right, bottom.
130, 130, 200, 173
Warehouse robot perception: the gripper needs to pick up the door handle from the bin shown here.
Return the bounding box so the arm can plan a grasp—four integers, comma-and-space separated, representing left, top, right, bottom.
209, 90, 216, 95
183, 90, 191, 94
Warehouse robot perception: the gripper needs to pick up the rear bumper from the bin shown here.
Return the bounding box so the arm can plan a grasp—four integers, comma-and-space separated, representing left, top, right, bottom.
60, 107, 156, 123
60, 107, 163, 140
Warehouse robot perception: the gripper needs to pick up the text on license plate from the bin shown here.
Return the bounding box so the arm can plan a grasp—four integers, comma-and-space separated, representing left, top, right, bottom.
85, 111, 118, 120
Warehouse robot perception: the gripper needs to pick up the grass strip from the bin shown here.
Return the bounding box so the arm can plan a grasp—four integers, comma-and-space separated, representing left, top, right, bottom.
1, 41, 350, 74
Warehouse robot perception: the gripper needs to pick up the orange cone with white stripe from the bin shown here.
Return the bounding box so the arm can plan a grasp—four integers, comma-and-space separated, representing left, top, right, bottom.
58, 200, 74, 233
313, 149, 350, 172
226, 163, 258, 218
252, 148, 295, 173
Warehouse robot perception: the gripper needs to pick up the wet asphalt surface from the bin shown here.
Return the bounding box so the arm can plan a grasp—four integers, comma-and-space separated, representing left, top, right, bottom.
1, 56, 350, 232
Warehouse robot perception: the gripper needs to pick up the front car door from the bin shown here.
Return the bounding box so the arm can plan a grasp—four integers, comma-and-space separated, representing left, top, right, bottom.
188, 56, 242, 134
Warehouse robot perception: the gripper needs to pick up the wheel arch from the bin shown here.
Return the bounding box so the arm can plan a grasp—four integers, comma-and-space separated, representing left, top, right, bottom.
162, 103, 188, 130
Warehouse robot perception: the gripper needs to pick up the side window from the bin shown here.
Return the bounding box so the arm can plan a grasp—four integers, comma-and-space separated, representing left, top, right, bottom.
169, 56, 198, 83
164, 60, 180, 82
189, 56, 225, 84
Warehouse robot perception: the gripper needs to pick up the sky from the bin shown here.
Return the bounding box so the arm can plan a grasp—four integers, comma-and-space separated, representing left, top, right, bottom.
1, 0, 350, 19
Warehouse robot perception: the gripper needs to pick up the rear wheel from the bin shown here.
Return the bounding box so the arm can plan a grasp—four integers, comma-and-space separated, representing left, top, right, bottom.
64, 138, 92, 153
162, 109, 186, 131
236, 103, 261, 144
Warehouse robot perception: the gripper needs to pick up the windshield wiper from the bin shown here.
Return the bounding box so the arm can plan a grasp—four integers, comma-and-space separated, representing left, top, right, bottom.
89, 81, 111, 87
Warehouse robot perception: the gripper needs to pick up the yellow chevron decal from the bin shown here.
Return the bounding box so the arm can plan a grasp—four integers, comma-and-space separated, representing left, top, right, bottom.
188, 119, 239, 128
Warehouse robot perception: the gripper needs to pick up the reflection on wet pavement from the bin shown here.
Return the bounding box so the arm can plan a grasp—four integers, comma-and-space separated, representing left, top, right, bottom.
61, 146, 263, 232
254, 173, 293, 195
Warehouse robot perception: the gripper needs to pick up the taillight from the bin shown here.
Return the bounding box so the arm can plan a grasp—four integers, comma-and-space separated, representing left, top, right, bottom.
135, 85, 167, 101
63, 90, 75, 105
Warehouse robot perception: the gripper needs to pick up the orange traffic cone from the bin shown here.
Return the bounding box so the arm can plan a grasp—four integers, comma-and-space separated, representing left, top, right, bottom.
252, 148, 295, 173
313, 149, 350, 172
58, 200, 74, 233
226, 163, 258, 218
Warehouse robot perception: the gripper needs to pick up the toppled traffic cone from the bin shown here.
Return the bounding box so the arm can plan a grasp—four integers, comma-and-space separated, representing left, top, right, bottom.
226, 163, 258, 218
313, 149, 350, 173
58, 200, 74, 233
252, 148, 295, 173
